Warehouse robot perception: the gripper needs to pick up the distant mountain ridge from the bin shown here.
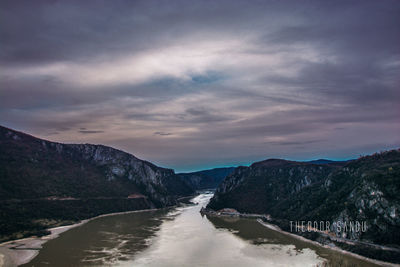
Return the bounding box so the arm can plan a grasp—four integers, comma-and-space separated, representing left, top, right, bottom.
306, 159, 352, 165
307, 159, 336, 164
178, 167, 235, 190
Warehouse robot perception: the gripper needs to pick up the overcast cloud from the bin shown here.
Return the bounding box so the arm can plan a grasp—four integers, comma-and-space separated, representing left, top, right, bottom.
1, 0, 399, 172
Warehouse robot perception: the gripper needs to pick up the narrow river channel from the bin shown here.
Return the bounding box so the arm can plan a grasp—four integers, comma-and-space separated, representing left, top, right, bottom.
23, 192, 379, 267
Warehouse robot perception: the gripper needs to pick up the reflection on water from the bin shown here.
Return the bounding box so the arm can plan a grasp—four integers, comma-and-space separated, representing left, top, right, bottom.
206, 216, 378, 267
24, 192, 379, 267
23, 208, 173, 266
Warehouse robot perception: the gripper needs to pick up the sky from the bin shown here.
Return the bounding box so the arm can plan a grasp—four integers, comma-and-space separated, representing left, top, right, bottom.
0, 0, 399, 172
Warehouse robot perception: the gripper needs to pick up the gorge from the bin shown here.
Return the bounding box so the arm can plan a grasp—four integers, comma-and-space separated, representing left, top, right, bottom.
0, 125, 399, 266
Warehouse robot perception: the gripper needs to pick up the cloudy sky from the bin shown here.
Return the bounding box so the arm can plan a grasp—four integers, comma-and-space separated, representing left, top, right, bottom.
1, 0, 399, 172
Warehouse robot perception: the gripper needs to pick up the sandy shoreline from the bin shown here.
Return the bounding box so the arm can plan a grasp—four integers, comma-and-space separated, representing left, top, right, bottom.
0, 208, 159, 267
0, 222, 86, 267
256, 219, 399, 267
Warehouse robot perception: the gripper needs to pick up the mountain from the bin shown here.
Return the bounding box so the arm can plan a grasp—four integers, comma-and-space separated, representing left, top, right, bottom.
178, 167, 235, 190
207, 159, 344, 214
306, 159, 352, 165
207, 151, 400, 262
0, 125, 194, 241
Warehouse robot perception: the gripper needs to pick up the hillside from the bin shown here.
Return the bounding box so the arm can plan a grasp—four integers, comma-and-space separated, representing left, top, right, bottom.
0, 125, 194, 241
178, 167, 235, 190
207, 150, 400, 262
207, 159, 343, 214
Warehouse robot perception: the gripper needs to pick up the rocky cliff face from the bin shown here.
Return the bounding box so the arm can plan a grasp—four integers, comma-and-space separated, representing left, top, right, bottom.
319, 151, 400, 245
208, 159, 341, 214
207, 150, 400, 247
0, 125, 193, 207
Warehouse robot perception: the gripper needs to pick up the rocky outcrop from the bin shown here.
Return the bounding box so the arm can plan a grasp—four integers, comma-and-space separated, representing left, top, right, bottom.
0, 125, 193, 207
320, 151, 400, 246
207, 150, 400, 247
208, 159, 342, 214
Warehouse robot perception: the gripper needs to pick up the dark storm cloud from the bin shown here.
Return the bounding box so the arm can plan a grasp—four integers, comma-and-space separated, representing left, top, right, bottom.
0, 0, 272, 65
0, 0, 399, 171
0, 0, 162, 64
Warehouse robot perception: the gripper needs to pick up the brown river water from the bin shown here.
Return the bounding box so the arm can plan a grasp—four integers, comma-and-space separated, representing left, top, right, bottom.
23, 192, 379, 267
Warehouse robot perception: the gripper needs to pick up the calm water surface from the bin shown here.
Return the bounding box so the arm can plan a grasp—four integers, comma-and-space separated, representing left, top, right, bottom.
24, 193, 378, 267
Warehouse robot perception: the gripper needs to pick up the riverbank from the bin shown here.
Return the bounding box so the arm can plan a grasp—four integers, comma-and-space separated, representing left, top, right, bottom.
201, 209, 399, 267
0, 207, 163, 267
256, 220, 399, 267
0, 191, 201, 267
0, 221, 86, 267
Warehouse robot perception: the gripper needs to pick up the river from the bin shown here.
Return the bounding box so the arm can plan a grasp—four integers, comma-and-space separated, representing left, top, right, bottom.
23, 192, 379, 266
